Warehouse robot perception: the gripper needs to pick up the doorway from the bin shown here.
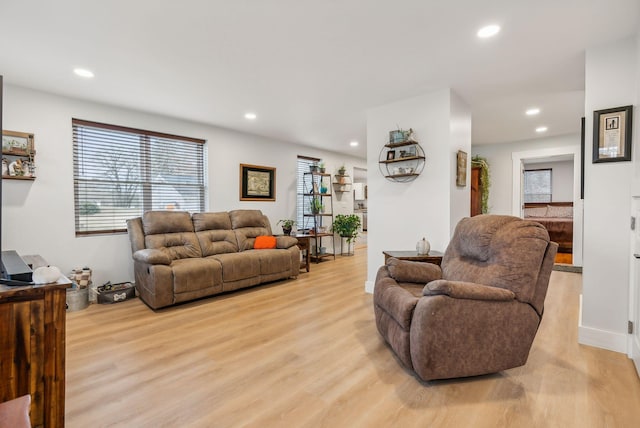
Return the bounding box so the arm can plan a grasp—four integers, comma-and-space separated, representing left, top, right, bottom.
511, 145, 583, 266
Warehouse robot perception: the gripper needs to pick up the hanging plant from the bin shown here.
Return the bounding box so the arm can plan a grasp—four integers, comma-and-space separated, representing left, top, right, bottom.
471, 155, 490, 214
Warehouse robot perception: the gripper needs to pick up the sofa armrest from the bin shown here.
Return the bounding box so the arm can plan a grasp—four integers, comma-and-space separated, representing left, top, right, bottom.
386, 258, 442, 284
276, 236, 299, 249
133, 249, 171, 265
423, 279, 515, 301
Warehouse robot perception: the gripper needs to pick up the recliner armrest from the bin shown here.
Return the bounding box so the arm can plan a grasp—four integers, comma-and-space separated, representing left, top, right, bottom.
386, 258, 442, 284
423, 279, 515, 301
133, 249, 171, 265
276, 236, 299, 249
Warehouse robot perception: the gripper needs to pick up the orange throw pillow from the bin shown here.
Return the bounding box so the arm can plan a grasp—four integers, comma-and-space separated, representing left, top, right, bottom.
254, 235, 277, 249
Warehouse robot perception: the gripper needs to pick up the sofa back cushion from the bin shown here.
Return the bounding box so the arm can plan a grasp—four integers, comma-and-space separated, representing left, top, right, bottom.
229, 210, 272, 250
442, 215, 550, 305
192, 211, 232, 231
192, 212, 239, 256
142, 211, 202, 261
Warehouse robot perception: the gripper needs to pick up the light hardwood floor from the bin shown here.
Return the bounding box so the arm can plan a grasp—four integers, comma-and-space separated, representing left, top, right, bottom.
65, 248, 640, 427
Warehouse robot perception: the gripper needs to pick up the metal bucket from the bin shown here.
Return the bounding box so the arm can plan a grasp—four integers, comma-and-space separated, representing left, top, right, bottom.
66, 286, 89, 312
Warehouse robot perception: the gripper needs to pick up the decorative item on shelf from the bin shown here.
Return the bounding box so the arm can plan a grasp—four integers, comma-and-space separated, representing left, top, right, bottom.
2, 130, 36, 180
277, 219, 296, 236
389, 126, 407, 143
332, 214, 362, 256
416, 237, 431, 255
318, 160, 326, 173
320, 181, 328, 194
405, 128, 417, 142
309, 162, 319, 173
338, 165, 346, 176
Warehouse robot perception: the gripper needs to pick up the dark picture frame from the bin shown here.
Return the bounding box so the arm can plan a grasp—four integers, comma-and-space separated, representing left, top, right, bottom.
593, 105, 633, 163
240, 163, 276, 201
386, 150, 395, 160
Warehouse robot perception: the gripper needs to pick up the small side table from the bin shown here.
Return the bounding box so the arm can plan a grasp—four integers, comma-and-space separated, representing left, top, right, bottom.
292, 234, 311, 272
382, 250, 444, 265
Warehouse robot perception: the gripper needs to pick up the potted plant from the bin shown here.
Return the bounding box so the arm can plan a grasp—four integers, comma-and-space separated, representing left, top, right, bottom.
332, 214, 362, 255
310, 197, 324, 214
277, 219, 296, 235
338, 165, 346, 176
318, 160, 326, 173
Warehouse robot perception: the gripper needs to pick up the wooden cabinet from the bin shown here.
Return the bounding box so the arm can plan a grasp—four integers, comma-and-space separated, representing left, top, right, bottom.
471, 166, 482, 216
2, 130, 36, 180
0, 279, 71, 427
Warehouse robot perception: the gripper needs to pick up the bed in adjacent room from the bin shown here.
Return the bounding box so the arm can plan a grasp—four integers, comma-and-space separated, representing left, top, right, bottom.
523, 202, 573, 253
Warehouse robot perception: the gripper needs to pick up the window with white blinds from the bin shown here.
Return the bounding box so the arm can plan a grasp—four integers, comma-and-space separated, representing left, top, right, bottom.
523, 169, 552, 203
297, 156, 320, 231
72, 119, 206, 235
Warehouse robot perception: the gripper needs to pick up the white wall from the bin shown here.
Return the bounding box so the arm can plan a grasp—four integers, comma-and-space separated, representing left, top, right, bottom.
473, 134, 580, 214
2, 85, 365, 286
523, 160, 574, 202
580, 35, 638, 352
365, 89, 471, 290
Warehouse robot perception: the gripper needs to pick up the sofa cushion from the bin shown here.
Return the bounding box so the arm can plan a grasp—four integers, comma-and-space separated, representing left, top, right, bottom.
196, 230, 239, 256
145, 232, 202, 261
171, 258, 223, 294
210, 252, 260, 282
192, 212, 232, 231
442, 215, 550, 305
229, 209, 268, 229
143, 211, 194, 235
249, 248, 292, 275
254, 235, 277, 249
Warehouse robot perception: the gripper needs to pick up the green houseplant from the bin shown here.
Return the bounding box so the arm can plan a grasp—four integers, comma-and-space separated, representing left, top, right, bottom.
471, 155, 491, 214
332, 214, 361, 244
310, 197, 324, 214
277, 219, 296, 235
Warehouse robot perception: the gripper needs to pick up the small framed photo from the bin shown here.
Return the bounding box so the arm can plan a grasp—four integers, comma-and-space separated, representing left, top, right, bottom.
386, 150, 396, 160
240, 164, 276, 201
593, 105, 633, 163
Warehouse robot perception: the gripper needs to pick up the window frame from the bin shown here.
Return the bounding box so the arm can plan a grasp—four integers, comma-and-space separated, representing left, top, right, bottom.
523, 168, 552, 204
72, 118, 206, 236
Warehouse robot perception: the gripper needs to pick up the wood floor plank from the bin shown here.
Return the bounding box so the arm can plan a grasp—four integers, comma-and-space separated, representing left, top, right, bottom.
64, 249, 640, 427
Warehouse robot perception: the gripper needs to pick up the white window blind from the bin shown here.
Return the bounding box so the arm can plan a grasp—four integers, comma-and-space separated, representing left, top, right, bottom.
297, 156, 319, 231
523, 169, 552, 203
73, 119, 205, 235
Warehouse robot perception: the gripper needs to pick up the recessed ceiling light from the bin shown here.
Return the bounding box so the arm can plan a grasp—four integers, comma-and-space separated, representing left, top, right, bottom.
73, 68, 94, 78
536, 126, 548, 133
350, 141, 359, 147
477, 24, 500, 39
526, 108, 540, 116
244, 112, 257, 120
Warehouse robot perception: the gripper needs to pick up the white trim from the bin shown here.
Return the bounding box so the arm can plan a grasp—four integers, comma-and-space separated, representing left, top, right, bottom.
511, 145, 583, 266
578, 325, 628, 353
365, 280, 375, 294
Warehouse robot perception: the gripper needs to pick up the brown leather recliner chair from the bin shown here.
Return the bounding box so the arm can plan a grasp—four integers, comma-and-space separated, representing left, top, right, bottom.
374, 215, 558, 381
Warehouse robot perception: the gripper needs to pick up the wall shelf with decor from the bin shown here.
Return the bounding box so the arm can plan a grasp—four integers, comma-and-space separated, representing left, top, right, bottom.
333, 173, 352, 193
302, 172, 336, 262
378, 138, 425, 183
2, 130, 36, 180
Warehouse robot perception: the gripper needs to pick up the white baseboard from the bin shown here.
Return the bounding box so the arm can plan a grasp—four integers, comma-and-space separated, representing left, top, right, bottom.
365, 280, 374, 294
578, 324, 628, 354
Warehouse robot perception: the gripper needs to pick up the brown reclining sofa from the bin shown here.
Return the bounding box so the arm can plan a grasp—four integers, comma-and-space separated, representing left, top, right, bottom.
127, 209, 300, 309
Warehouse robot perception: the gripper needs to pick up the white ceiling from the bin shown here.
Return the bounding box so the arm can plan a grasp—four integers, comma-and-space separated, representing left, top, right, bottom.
1, 1, 638, 158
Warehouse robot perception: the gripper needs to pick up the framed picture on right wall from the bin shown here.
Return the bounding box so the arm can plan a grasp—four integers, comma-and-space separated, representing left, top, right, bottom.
592, 105, 633, 163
